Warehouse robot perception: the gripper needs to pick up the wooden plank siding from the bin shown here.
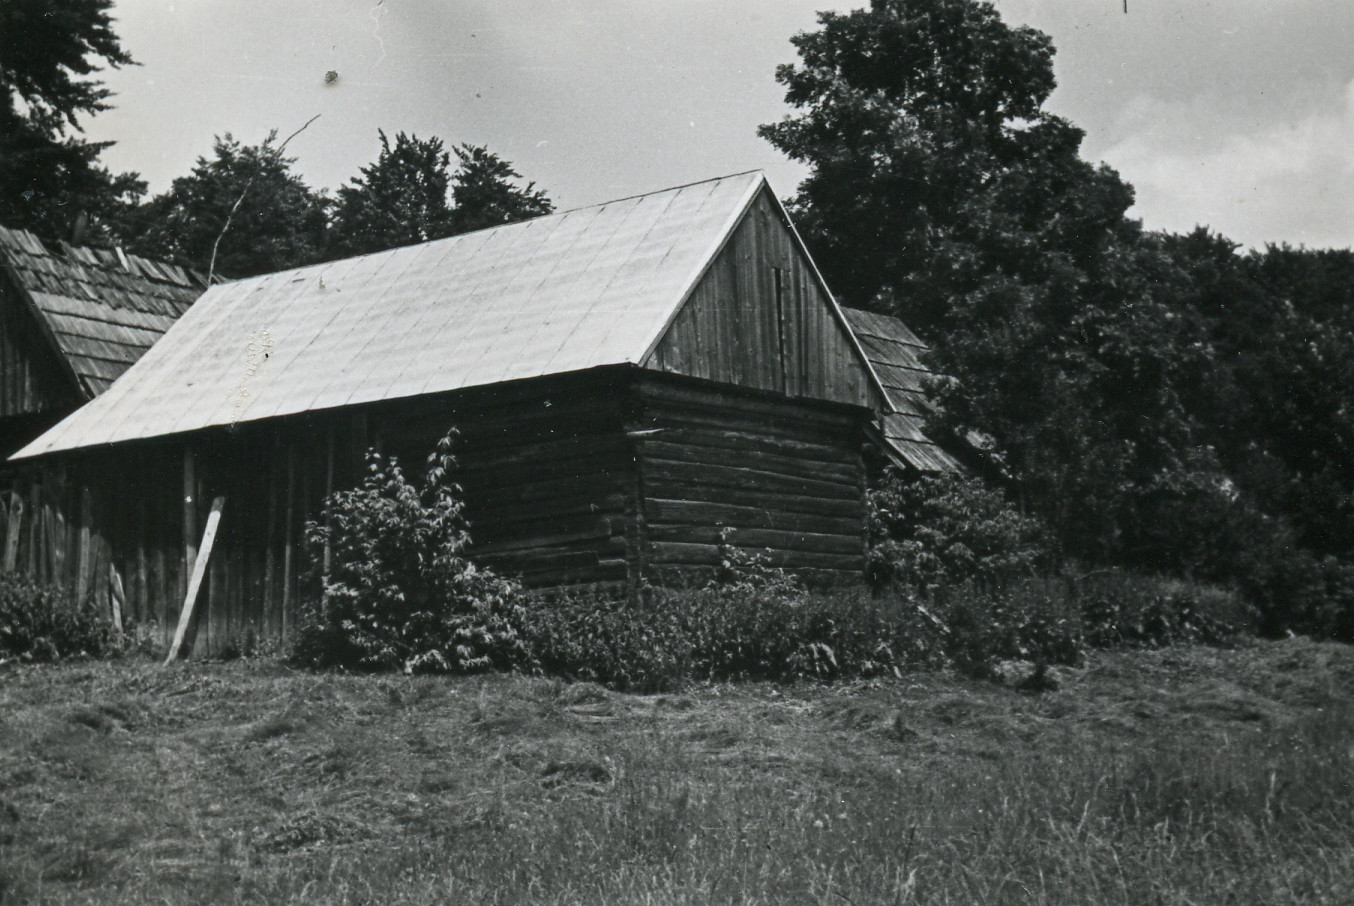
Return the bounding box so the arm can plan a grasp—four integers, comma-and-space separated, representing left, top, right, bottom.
0, 278, 82, 453
646, 187, 881, 413
0, 370, 648, 655
0, 367, 869, 653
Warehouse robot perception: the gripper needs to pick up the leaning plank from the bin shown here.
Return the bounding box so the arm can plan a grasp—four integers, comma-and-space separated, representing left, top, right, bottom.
164, 496, 225, 665
6, 493, 28, 573
109, 563, 126, 639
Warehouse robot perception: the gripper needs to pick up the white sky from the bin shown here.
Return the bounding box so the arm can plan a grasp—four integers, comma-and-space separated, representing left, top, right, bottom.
83, 0, 1354, 250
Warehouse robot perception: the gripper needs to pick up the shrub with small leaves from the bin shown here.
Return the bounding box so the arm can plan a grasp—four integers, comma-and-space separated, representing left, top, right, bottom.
519, 531, 950, 690
935, 579, 1083, 678
0, 573, 119, 663
292, 431, 532, 674
867, 470, 1053, 593
518, 588, 691, 693
1077, 570, 1246, 649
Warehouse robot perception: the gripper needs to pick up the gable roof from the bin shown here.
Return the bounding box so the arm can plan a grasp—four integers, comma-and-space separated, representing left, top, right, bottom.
0, 226, 205, 399
840, 307, 962, 474
16, 172, 888, 460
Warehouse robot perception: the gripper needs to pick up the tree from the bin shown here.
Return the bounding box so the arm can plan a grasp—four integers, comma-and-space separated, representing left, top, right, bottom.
329, 136, 552, 258
0, 0, 145, 242
760, 0, 1225, 573
329, 131, 456, 258
449, 144, 553, 234
759, 0, 1133, 336
125, 133, 329, 278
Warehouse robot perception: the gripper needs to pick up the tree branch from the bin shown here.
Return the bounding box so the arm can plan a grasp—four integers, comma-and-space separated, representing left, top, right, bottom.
207, 114, 321, 284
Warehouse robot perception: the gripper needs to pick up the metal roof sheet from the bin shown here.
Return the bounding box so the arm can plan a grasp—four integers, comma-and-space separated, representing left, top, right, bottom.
0, 226, 204, 402
840, 306, 962, 474
16, 172, 770, 458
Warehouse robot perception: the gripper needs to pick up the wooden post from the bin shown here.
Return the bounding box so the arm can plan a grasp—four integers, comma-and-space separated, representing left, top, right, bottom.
182, 447, 196, 601
135, 499, 148, 626
281, 444, 296, 638
4, 489, 22, 572
109, 563, 126, 639
26, 482, 40, 577
76, 488, 91, 602
165, 496, 225, 665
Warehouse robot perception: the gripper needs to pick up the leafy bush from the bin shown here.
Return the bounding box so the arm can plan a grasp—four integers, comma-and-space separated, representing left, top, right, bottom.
0, 573, 119, 663
517, 588, 691, 693
519, 533, 951, 691
1240, 549, 1354, 642
292, 433, 532, 674
1076, 570, 1248, 649
867, 470, 1052, 592
932, 579, 1084, 677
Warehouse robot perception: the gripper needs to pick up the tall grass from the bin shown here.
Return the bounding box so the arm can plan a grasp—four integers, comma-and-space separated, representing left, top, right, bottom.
8, 675, 1342, 906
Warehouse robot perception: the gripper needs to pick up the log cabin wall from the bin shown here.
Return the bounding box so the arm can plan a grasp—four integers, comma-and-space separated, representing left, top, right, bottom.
372, 370, 640, 590
631, 373, 868, 588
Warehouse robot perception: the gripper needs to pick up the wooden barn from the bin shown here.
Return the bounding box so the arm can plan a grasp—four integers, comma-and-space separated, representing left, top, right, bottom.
0, 226, 205, 456
6, 172, 952, 655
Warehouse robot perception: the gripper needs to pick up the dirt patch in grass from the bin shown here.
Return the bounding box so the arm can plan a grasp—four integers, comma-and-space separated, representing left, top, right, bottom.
0, 637, 1352, 904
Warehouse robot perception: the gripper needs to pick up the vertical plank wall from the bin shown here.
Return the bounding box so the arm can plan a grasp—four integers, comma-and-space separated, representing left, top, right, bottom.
0, 371, 646, 655
645, 187, 881, 413
0, 282, 82, 455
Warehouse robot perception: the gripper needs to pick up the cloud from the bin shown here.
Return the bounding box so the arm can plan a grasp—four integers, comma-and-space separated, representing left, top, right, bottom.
1102, 80, 1354, 249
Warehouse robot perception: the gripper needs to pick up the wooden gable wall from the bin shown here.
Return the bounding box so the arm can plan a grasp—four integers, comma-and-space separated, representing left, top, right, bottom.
0, 274, 82, 455
644, 187, 881, 412
0, 275, 80, 421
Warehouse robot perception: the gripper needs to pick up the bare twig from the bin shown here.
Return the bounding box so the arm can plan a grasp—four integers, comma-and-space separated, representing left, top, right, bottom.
207, 114, 321, 284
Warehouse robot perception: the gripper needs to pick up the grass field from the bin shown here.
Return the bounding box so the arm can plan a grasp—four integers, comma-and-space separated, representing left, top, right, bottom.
2, 637, 1352, 905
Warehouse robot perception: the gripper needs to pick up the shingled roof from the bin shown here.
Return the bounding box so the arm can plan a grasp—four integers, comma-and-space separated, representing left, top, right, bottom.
17, 172, 891, 459
840, 307, 962, 474
0, 226, 205, 398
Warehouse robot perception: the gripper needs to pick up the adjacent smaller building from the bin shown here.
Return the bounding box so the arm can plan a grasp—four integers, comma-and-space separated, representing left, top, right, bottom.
841, 307, 962, 475
0, 226, 205, 455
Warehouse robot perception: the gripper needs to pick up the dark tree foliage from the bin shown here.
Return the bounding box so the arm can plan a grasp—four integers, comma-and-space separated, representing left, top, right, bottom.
125, 133, 329, 278
762, 0, 1354, 637
758, 0, 1133, 336
762, 0, 1213, 572
0, 0, 144, 242
328, 135, 553, 258
329, 131, 456, 258
1161, 232, 1354, 564
449, 144, 553, 234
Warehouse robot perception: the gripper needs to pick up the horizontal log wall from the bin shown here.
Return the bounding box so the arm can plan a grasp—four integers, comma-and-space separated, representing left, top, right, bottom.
375, 374, 638, 589
632, 374, 868, 588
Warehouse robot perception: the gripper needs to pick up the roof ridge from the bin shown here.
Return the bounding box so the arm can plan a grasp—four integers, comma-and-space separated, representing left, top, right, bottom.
552, 169, 766, 217
217, 171, 771, 287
